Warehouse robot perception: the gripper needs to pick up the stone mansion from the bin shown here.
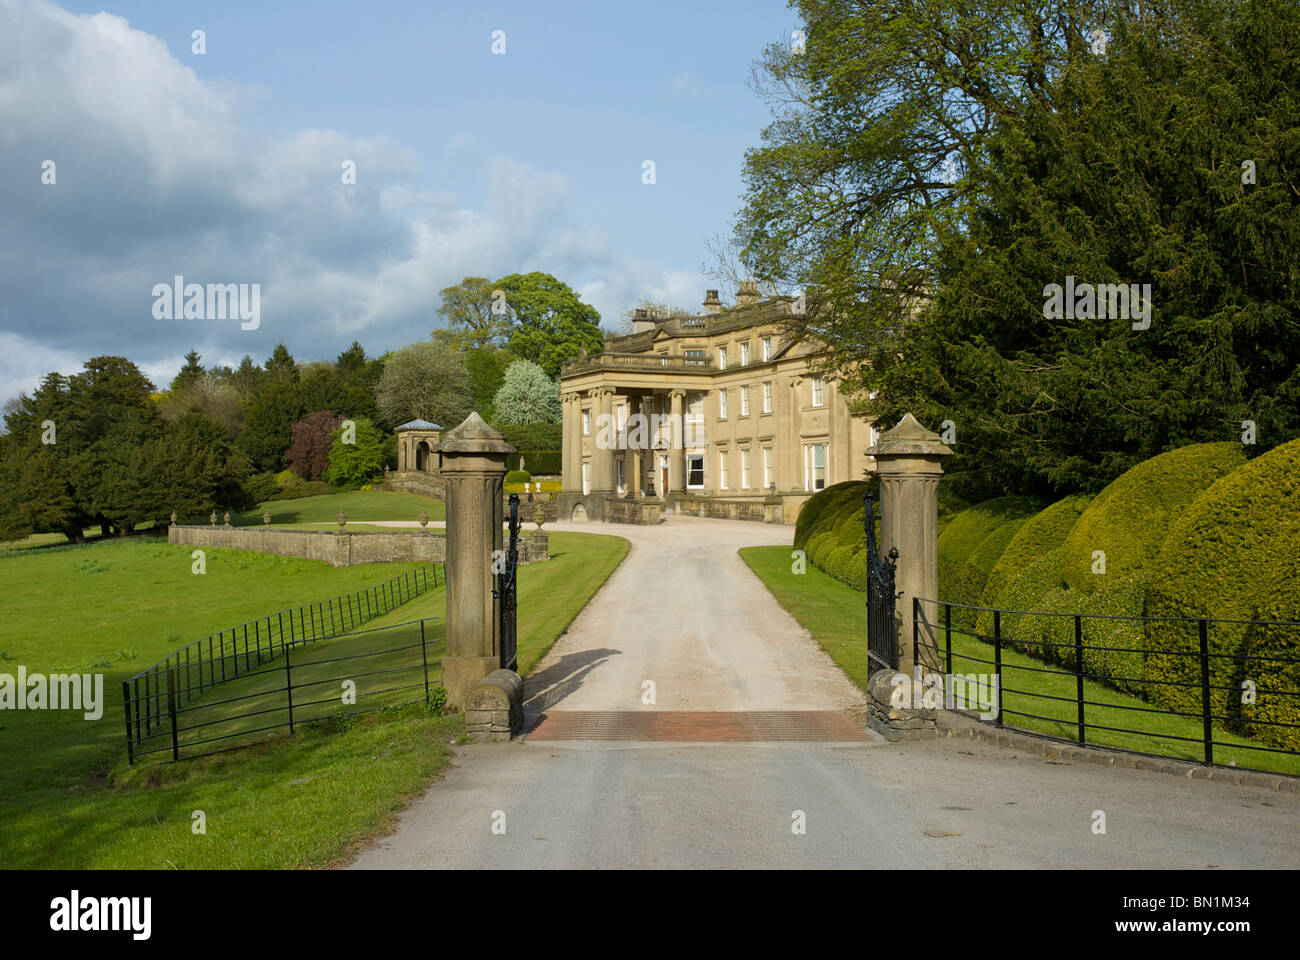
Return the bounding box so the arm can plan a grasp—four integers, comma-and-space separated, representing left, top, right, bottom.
556, 284, 877, 524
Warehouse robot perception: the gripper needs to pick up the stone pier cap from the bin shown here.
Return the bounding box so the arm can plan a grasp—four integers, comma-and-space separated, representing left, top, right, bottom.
438, 411, 517, 456
866, 412, 953, 459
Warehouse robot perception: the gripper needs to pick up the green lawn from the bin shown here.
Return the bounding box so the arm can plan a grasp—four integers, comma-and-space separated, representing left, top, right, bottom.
231, 489, 445, 526
135, 530, 629, 762
0, 528, 629, 868
740, 545, 1300, 776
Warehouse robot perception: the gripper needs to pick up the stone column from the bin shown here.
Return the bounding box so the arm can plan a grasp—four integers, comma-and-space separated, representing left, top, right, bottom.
668, 389, 685, 494
439, 412, 517, 709
561, 394, 578, 493
867, 413, 952, 677
594, 388, 615, 491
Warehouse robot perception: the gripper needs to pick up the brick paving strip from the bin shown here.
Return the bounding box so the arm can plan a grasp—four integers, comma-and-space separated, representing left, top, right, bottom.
527, 709, 874, 742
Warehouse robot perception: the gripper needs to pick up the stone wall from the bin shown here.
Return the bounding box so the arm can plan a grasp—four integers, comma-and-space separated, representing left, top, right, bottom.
169, 524, 548, 567
382, 470, 446, 500
604, 497, 662, 525
672, 495, 784, 524
506, 493, 559, 522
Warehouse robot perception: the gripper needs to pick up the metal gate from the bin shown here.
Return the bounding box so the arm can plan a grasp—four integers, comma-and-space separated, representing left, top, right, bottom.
496, 492, 520, 672
864, 490, 900, 671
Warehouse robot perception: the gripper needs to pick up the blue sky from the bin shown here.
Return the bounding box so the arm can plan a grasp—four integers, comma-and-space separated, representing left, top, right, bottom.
0, 0, 800, 399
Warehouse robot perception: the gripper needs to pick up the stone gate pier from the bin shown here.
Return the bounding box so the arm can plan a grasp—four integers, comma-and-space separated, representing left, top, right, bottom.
866, 413, 951, 741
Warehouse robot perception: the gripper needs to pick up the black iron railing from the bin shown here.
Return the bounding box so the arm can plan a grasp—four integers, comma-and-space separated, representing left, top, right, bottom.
864, 491, 900, 671
912, 598, 1300, 774
123, 618, 442, 763
123, 564, 442, 760
496, 494, 520, 672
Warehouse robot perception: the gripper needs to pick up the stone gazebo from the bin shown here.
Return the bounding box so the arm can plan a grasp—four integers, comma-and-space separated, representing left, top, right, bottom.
395, 419, 442, 473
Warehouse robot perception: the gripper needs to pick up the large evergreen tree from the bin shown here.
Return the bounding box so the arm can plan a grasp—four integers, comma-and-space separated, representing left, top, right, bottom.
736, 0, 1300, 496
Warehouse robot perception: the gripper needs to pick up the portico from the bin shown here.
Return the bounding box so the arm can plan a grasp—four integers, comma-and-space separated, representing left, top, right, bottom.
556, 289, 876, 525
561, 361, 709, 507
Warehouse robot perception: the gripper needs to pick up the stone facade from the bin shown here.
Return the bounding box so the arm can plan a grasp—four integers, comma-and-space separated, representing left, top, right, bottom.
383, 470, 446, 500
557, 287, 877, 525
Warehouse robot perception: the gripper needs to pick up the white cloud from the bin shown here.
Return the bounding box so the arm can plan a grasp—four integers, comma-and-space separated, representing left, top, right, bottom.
0, 0, 706, 400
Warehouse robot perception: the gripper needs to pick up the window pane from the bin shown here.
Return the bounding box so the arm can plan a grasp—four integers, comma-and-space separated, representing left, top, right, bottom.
687, 454, 704, 487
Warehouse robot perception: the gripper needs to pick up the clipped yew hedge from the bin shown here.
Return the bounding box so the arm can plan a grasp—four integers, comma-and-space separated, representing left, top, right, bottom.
1059, 442, 1246, 596
1143, 439, 1300, 745
791, 478, 915, 590
794, 481, 872, 551
1240, 555, 1300, 749
974, 494, 1091, 659
937, 496, 1044, 630
980, 494, 1091, 614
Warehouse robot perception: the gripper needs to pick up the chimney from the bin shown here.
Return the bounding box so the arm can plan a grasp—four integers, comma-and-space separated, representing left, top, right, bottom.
632, 308, 654, 334
702, 289, 723, 314
736, 281, 760, 307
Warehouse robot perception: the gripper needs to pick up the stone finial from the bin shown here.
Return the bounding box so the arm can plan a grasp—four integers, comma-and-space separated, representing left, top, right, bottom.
867, 412, 954, 458
534, 508, 546, 530
418, 511, 429, 528
170, 512, 177, 525
337, 511, 347, 528
223, 511, 231, 527
210, 510, 217, 525
262, 511, 272, 526
438, 411, 517, 455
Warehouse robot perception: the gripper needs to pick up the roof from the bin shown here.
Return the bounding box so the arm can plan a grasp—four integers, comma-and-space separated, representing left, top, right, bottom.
395, 419, 442, 431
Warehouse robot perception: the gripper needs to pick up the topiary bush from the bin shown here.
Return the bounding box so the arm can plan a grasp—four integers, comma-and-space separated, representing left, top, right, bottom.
794, 480, 873, 551
950, 514, 1033, 619
823, 544, 858, 587
1077, 576, 1152, 696
937, 496, 1044, 630
505, 470, 531, 485
842, 550, 868, 591
991, 552, 1070, 661
832, 508, 867, 548
974, 494, 1091, 649
1059, 442, 1246, 597
805, 531, 837, 569
1143, 438, 1300, 740
980, 494, 1091, 614
1239, 556, 1300, 750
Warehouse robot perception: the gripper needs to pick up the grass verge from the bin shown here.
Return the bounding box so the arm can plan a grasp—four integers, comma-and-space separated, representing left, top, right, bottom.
740, 545, 1300, 776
